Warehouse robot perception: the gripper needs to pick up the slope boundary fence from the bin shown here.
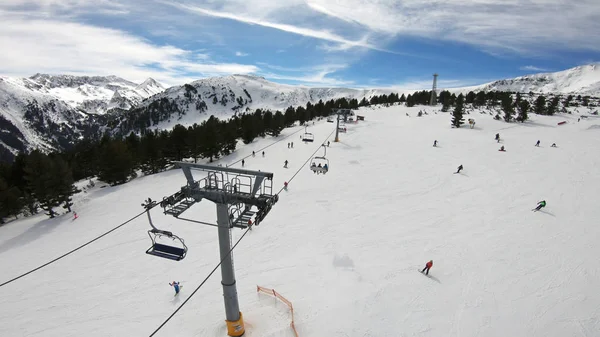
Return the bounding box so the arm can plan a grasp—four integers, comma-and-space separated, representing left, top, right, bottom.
257, 285, 299, 337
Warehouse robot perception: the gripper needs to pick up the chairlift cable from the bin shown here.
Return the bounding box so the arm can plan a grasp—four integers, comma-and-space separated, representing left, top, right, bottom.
148, 226, 252, 337
149, 128, 336, 334
0, 206, 156, 288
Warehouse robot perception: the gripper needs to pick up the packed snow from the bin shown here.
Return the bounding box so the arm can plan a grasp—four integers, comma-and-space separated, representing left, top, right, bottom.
1, 104, 600, 337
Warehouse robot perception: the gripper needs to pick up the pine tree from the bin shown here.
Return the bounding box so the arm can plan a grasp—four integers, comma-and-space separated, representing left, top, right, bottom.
97, 140, 135, 185
502, 95, 514, 122
451, 94, 465, 128
53, 156, 78, 213
24, 150, 61, 218
0, 178, 23, 223
187, 124, 202, 163
534, 95, 547, 115
140, 130, 168, 174
547, 96, 560, 115
219, 119, 238, 156
516, 100, 530, 122
168, 124, 189, 161
271, 111, 285, 137
199, 116, 222, 161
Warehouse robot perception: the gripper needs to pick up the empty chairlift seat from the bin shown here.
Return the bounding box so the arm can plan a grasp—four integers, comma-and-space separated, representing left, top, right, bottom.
302, 133, 315, 142
146, 229, 188, 261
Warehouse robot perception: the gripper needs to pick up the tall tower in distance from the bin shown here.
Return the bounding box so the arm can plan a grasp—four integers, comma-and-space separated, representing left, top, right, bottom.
429, 73, 438, 106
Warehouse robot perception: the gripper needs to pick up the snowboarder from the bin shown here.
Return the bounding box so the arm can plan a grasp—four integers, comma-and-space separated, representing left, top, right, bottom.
284, 160, 288, 168
495, 133, 500, 142
499, 145, 505, 152
433, 140, 437, 147
169, 281, 181, 295
551, 143, 557, 147
241, 159, 245, 167
534, 200, 546, 211
535, 140, 540, 147
455, 165, 463, 174
421, 260, 433, 275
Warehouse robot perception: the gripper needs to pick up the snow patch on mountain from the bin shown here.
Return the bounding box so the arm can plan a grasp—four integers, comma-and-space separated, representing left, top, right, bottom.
461, 63, 600, 96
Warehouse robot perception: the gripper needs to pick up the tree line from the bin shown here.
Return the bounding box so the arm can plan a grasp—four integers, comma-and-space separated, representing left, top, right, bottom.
1, 90, 589, 223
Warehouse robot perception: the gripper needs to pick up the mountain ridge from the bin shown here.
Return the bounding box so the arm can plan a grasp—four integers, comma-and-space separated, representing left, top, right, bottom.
1, 64, 600, 162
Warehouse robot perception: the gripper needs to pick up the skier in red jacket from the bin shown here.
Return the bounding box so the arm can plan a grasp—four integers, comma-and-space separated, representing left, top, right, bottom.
421, 260, 433, 275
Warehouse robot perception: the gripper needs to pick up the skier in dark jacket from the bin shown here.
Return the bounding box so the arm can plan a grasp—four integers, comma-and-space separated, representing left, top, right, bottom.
456, 165, 463, 174
433, 140, 437, 147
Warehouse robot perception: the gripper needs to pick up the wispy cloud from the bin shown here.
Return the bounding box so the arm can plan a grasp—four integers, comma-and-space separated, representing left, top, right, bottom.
304, 0, 600, 56
258, 63, 353, 87
0, 10, 258, 86
168, 3, 381, 52
520, 66, 549, 72
235, 51, 248, 57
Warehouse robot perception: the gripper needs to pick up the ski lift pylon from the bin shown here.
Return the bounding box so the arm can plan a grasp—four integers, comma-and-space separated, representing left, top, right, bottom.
142, 198, 188, 261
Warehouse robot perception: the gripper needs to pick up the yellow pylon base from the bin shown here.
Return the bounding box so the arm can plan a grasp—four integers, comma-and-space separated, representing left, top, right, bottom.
226, 312, 245, 336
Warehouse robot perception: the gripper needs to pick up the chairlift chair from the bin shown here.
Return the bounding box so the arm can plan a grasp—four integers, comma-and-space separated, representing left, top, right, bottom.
142, 198, 188, 261
146, 229, 188, 261
310, 156, 330, 174
302, 133, 314, 142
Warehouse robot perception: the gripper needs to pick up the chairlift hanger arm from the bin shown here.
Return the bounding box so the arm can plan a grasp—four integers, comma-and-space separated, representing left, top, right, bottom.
173, 161, 274, 179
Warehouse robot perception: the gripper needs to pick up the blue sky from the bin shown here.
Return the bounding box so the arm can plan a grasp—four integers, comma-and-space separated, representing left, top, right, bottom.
1, 0, 599, 89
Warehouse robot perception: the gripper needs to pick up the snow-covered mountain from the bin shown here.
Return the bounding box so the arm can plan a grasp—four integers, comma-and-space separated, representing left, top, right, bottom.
460, 63, 600, 96
2, 63, 600, 162
0, 74, 166, 161
120, 74, 391, 131
27, 74, 165, 114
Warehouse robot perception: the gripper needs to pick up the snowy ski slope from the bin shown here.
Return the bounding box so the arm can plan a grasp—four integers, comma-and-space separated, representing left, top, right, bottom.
1, 105, 600, 337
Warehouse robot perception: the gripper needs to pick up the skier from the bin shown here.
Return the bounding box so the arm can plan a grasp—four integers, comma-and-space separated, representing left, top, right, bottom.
262, 151, 265, 157
534, 200, 546, 211
535, 140, 540, 147
495, 133, 500, 142
455, 165, 463, 174
252, 151, 255, 157
241, 159, 245, 167
283, 181, 288, 191
73, 212, 78, 220
421, 260, 433, 275
499, 145, 505, 152
323, 163, 328, 172
287, 142, 290, 148
284, 160, 288, 168
433, 140, 437, 147
291, 142, 294, 148
327, 141, 330, 147
169, 281, 181, 295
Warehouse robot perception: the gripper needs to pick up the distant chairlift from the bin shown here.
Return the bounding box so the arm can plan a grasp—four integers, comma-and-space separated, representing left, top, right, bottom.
310, 144, 329, 174
143, 198, 188, 261
310, 156, 329, 174
302, 125, 314, 142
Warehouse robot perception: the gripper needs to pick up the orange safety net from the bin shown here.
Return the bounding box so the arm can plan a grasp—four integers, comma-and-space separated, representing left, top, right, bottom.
257, 285, 299, 337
